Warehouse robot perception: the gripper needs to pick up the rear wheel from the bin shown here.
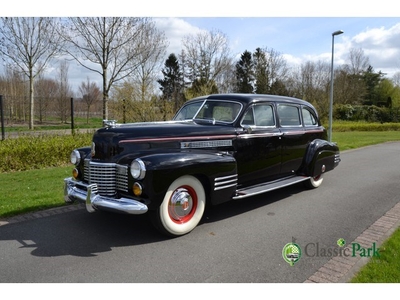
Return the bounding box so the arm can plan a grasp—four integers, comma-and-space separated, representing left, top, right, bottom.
304, 174, 323, 189
151, 175, 206, 237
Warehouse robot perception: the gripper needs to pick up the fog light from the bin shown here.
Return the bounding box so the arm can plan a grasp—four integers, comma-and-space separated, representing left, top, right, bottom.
72, 168, 79, 179
133, 182, 143, 196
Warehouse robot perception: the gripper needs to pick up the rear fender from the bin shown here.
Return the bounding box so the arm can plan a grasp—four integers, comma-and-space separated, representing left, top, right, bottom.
302, 139, 340, 177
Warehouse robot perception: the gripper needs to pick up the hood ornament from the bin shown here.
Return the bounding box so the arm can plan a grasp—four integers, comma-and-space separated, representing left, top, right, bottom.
103, 120, 118, 128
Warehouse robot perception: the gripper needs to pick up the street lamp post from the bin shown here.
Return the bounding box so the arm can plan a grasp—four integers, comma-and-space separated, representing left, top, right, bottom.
328, 30, 344, 142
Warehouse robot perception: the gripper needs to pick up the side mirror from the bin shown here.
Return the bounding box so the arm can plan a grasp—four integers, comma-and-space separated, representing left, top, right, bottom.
242, 125, 253, 134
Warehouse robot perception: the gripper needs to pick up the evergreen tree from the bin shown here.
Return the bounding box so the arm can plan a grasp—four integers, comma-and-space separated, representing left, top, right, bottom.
158, 53, 185, 114
235, 50, 254, 93
253, 48, 269, 94
362, 66, 385, 105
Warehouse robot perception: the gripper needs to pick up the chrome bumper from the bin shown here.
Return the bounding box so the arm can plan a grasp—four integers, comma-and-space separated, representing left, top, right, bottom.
64, 177, 148, 214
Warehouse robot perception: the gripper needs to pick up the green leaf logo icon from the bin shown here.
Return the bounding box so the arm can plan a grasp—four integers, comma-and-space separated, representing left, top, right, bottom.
337, 238, 346, 247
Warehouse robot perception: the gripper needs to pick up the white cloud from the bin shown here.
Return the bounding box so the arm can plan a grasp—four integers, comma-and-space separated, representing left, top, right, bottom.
153, 18, 204, 56
344, 23, 400, 76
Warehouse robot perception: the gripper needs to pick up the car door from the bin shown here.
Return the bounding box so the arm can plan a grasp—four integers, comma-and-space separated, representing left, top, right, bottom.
234, 103, 283, 188
277, 103, 309, 176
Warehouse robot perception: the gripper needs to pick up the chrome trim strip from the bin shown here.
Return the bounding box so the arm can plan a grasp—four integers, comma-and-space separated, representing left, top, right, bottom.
181, 139, 232, 149
119, 134, 237, 144
214, 174, 238, 191
215, 174, 237, 181
214, 183, 237, 191
215, 179, 237, 186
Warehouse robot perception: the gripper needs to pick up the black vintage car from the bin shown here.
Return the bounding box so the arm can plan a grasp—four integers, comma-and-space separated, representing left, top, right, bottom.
64, 94, 340, 237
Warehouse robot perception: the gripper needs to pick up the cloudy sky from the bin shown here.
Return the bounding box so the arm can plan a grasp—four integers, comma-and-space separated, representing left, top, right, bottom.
3, 0, 400, 93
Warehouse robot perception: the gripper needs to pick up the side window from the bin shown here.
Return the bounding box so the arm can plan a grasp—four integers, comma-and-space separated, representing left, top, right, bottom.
277, 105, 301, 126
241, 107, 255, 126
241, 104, 275, 127
254, 104, 275, 126
302, 107, 318, 126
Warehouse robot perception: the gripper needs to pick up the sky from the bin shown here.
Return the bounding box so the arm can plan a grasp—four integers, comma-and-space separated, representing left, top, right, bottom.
2, 1, 400, 93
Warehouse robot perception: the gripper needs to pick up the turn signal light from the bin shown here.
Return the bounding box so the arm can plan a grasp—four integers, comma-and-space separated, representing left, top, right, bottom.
72, 168, 79, 179
133, 182, 143, 196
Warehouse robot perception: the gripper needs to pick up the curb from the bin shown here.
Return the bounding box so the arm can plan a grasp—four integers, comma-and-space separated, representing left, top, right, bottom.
304, 201, 400, 283
0, 204, 84, 227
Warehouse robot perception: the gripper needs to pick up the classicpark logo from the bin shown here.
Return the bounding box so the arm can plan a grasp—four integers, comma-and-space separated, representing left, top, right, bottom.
282, 238, 380, 266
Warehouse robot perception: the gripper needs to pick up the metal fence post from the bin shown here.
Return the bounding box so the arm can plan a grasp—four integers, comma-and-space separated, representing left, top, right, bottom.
123, 98, 126, 124
0, 95, 5, 141
70, 97, 74, 134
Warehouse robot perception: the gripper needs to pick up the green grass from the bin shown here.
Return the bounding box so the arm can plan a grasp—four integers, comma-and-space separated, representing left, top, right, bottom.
351, 228, 400, 283
0, 166, 72, 218
333, 131, 400, 151
331, 120, 400, 132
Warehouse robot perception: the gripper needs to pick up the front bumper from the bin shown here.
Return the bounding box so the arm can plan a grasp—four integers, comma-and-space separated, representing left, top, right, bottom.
64, 177, 148, 214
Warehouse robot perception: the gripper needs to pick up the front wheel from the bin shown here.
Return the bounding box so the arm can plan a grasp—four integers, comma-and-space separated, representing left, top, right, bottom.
304, 174, 324, 189
151, 175, 206, 237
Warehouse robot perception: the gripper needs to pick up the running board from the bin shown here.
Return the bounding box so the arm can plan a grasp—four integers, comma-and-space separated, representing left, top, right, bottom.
232, 176, 310, 200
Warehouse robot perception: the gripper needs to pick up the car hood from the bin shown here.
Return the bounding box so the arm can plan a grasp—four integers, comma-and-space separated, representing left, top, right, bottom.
91, 120, 238, 162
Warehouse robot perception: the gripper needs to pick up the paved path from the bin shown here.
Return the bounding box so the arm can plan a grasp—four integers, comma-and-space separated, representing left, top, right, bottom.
2, 200, 399, 283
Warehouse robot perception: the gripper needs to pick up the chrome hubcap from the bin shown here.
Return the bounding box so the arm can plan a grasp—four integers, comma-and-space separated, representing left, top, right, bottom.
169, 188, 193, 221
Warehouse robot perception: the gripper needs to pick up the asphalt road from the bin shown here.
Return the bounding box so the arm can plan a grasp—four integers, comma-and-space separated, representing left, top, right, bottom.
0, 142, 399, 283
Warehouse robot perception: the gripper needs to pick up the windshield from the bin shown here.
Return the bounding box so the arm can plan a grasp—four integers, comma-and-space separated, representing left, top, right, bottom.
173, 99, 242, 123
173, 101, 203, 121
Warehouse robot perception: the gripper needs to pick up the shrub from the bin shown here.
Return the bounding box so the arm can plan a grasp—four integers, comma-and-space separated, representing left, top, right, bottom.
334, 104, 400, 123
0, 132, 93, 172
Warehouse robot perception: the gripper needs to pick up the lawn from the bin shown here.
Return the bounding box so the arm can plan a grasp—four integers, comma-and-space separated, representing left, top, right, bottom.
0, 166, 71, 218
351, 227, 400, 283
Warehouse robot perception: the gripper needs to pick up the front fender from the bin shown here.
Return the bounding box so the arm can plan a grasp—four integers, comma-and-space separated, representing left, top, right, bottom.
301, 139, 340, 177
139, 151, 237, 209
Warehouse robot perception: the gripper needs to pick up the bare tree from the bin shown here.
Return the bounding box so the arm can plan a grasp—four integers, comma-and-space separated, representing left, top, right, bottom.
78, 77, 101, 123
0, 67, 27, 122
182, 29, 232, 96
289, 60, 331, 119
35, 75, 58, 123
0, 17, 64, 129
347, 48, 370, 75
62, 17, 155, 120
129, 20, 168, 102
392, 71, 400, 87
110, 81, 164, 122
56, 60, 73, 123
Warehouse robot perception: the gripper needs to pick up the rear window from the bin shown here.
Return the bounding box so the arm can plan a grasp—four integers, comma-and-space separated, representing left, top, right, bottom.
302, 107, 318, 126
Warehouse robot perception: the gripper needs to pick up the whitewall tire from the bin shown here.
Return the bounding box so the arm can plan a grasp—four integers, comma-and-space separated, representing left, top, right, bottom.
153, 175, 206, 237
304, 174, 324, 189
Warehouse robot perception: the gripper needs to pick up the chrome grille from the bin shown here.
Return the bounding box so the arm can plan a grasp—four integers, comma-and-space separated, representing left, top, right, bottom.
84, 159, 128, 196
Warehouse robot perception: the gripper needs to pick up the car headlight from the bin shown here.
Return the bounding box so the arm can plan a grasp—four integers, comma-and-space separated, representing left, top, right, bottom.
130, 158, 146, 180
70, 150, 81, 166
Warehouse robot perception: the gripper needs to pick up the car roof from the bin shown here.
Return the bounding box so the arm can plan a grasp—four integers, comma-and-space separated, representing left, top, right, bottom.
187, 93, 313, 107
